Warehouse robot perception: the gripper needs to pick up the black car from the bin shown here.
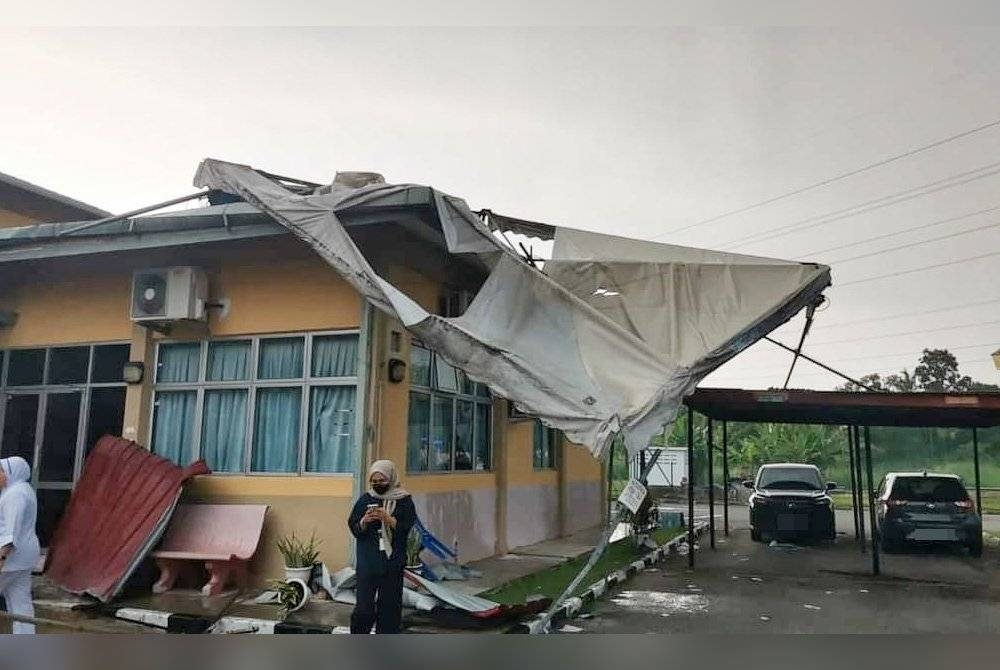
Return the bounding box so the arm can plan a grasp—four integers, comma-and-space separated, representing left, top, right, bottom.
876, 472, 982, 556
746, 463, 836, 543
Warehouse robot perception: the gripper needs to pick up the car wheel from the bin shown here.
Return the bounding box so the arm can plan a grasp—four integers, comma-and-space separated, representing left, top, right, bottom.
969, 538, 983, 558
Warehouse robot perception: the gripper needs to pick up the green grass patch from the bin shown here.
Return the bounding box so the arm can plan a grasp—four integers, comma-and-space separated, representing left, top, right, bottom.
479, 528, 683, 606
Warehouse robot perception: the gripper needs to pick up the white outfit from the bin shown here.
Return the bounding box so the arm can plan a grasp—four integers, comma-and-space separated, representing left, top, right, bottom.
0, 457, 40, 634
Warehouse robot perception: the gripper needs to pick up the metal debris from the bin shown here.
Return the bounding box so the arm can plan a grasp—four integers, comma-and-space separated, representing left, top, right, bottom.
803, 604, 822, 611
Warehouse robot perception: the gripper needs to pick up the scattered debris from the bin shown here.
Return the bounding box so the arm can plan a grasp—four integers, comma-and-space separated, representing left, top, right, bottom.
768, 540, 801, 552
578, 612, 595, 620
803, 604, 822, 611
759, 615, 771, 622
858, 589, 870, 594
559, 624, 583, 633
750, 577, 763, 583
824, 590, 834, 595
731, 575, 740, 580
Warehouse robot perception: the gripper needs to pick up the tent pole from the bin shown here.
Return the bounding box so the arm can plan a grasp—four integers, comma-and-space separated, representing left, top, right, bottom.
687, 407, 695, 569
846, 425, 860, 543
853, 425, 867, 552
864, 426, 880, 576
607, 438, 615, 520
722, 421, 730, 537
973, 427, 982, 515
707, 418, 715, 549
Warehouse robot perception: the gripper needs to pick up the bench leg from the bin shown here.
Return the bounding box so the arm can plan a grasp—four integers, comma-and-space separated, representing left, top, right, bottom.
202, 560, 249, 596
153, 558, 181, 594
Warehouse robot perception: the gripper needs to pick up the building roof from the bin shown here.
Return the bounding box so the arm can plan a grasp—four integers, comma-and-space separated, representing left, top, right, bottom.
684, 387, 1000, 428
0, 170, 110, 219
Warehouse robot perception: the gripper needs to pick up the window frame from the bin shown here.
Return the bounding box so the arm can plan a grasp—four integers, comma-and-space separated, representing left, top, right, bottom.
407, 343, 493, 475
149, 330, 361, 477
533, 420, 561, 470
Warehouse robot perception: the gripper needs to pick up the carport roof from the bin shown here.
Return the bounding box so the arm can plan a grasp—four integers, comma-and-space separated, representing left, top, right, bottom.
685, 387, 1000, 428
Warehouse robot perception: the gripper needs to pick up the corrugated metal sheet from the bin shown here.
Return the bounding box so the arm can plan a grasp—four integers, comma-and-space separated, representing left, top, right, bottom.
44, 435, 210, 602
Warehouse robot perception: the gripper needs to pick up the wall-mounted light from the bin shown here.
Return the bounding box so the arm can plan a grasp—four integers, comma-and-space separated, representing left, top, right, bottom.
387, 358, 407, 384
123, 361, 145, 384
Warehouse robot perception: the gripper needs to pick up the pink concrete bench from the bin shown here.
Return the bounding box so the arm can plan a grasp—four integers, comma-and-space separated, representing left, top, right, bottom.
151, 504, 268, 596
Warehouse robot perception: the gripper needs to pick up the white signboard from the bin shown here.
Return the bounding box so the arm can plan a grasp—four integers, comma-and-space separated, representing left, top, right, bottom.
617, 478, 648, 514
644, 447, 687, 487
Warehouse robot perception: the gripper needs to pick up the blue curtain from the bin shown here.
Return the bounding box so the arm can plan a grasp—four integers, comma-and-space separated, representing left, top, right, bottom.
307, 386, 356, 472
252, 387, 301, 472
407, 392, 430, 471
311, 335, 358, 378
157, 343, 200, 383
430, 396, 453, 471
202, 389, 247, 472
151, 391, 196, 464
258, 338, 304, 380
454, 400, 473, 470
474, 403, 491, 470
207, 341, 250, 381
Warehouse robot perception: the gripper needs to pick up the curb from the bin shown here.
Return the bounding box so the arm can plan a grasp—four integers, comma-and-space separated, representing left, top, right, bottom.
518, 522, 709, 634
113, 608, 350, 634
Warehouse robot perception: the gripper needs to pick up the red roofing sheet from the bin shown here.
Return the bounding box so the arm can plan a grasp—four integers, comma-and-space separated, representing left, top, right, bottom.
44, 435, 209, 602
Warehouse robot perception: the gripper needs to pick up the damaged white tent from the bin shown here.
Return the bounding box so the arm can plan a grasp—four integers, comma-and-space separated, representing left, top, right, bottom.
195, 158, 830, 461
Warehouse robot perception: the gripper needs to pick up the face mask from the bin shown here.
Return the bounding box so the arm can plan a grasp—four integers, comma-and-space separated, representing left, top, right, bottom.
372, 483, 390, 495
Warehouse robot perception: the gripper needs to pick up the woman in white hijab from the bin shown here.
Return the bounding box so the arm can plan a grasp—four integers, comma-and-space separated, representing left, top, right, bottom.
347, 459, 415, 634
0, 456, 41, 634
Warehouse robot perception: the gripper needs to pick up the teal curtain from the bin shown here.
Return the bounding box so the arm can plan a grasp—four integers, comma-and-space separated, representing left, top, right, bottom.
207, 341, 250, 381
157, 343, 200, 383
307, 386, 356, 472
474, 403, 491, 470
407, 392, 430, 471
252, 387, 301, 472
258, 338, 304, 380
455, 400, 473, 470
311, 335, 358, 378
202, 389, 247, 472
151, 391, 196, 464
430, 396, 453, 471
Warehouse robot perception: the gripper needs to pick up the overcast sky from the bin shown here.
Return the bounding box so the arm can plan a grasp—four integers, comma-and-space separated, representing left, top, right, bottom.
2, 25, 999, 389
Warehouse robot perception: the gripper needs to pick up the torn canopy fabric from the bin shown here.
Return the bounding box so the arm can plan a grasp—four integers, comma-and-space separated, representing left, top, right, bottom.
194, 158, 830, 458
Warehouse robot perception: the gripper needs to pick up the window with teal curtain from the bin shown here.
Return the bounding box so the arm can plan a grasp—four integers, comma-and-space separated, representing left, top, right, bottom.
157, 343, 201, 383
258, 338, 304, 380
151, 391, 197, 464
430, 396, 454, 471
311, 335, 358, 378
474, 403, 491, 470
252, 387, 301, 472
207, 340, 250, 381
407, 393, 430, 471
455, 400, 473, 470
201, 389, 247, 472
307, 386, 356, 472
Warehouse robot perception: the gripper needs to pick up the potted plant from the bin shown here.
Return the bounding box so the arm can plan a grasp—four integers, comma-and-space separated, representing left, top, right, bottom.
277, 530, 321, 582
270, 579, 310, 619
405, 527, 423, 572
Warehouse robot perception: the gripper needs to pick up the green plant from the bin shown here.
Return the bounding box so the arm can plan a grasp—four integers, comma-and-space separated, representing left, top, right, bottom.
405, 527, 423, 567
269, 579, 307, 619
277, 531, 321, 568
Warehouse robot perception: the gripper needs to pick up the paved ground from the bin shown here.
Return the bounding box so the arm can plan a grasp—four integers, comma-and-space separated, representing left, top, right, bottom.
573, 511, 1000, 633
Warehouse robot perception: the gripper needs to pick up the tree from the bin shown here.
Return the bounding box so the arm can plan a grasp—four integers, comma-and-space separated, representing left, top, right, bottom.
837, 348, 999, 393
735, 423, 841, 473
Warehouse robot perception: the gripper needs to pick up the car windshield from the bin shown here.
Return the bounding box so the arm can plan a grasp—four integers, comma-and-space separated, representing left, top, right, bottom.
757, 467, 823, 490
889, 477, 967, 502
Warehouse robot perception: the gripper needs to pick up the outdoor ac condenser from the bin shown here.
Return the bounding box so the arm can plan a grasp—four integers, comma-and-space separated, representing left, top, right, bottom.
130, 267, 208, 323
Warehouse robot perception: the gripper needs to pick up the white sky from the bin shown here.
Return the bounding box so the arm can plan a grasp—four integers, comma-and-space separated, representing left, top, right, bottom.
1, 23, 999, 390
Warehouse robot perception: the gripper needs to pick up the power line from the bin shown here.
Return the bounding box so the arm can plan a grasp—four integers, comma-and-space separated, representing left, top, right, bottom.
732, 341, 999, 375
718, 355, 991, 384
808, 319, 1000, 346
797, 204, 1000, 259
651, 116, 1000, 240
809, 298, 1000, 330
722, 160, 1000, 250
829, 219, 1000, 265
837, 250, 1000, 287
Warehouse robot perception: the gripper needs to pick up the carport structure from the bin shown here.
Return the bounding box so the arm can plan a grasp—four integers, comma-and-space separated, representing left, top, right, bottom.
681, 387, 1000, 575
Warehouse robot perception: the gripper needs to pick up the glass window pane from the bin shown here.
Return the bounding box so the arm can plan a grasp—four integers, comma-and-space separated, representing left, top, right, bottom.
252, 387, 301, 472
457, 369, 475, 396
39, 392, 82, 482
407, 393, 430, 472
85, 387, 126, 455
455, 400, 473, 471
48, 347, 89, 384
258, 338, 304, 380
157, 343, 201, 383
8, 349, 45, 386
91, 344, 130, 383
207, 340, 251, 381
36, 489, 72, 548
430, 396, 454, 471
307, 386, 356, 472
311, 334, 358, 378
1, 394, 39, 465
475, 382, 490, 398
202, 389, 248, 473
151, 391, 197, 465
474, 403, 491, 471
434, 356, 459, 393
410, 346, 431, 387
533, 421, 545, 469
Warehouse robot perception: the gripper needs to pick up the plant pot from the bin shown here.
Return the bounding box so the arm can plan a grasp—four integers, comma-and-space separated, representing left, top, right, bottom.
285, 578, 310, 614
285, 565, 313, 582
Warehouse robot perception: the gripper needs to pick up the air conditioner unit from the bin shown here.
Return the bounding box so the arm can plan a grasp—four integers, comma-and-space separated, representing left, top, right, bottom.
130, 267, 208, 323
